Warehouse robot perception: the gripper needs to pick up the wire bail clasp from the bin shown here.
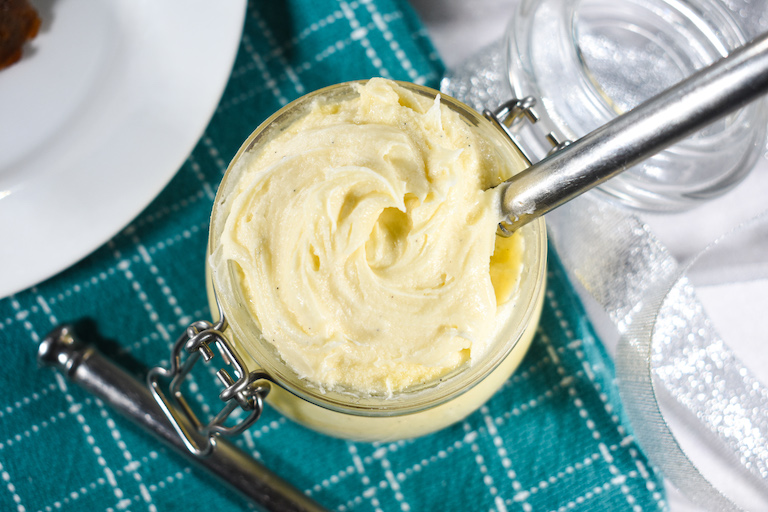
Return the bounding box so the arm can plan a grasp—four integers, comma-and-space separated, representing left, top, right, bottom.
147, 309, 271, 457
484, 96, 572, 236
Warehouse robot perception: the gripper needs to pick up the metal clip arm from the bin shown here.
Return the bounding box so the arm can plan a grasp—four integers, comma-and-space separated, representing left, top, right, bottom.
147, 315, 271, 457
39, 325, 327, 512
484, 97, 572, 236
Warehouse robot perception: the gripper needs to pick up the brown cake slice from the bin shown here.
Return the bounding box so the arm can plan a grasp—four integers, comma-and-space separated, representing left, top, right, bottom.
0, 0, 41, 70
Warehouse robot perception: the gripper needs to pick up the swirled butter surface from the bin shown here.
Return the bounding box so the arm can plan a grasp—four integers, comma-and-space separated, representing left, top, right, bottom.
218, 78, 526, 395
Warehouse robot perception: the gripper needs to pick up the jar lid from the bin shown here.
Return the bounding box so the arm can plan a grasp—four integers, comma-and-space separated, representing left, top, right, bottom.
506, 0, 768, 211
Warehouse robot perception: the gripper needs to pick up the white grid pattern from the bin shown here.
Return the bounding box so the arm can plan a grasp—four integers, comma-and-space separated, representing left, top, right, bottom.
340, 0, 392, 78
1, 263, 665, 511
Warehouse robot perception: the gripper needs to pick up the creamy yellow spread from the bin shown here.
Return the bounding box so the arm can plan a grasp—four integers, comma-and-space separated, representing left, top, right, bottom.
218, 78, 525, 395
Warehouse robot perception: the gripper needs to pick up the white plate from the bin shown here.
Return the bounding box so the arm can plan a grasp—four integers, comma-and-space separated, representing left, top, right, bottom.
0, 0, 246, 299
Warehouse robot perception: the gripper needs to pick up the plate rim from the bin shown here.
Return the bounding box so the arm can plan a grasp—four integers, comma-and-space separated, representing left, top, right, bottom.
0, 0, 247, 299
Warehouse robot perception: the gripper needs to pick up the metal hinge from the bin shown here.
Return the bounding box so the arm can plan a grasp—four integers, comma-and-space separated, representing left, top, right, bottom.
147, 303, 271, 457
484, 96, 571, 236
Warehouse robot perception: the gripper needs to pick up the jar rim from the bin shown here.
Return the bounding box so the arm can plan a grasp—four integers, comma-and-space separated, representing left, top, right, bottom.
207, 79, 548, 417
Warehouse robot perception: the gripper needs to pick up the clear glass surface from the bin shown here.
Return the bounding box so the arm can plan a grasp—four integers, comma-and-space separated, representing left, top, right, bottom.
506, 0, 768, 211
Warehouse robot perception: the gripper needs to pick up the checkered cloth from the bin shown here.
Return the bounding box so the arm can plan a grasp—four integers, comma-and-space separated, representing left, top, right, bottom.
0, 1, 667, 511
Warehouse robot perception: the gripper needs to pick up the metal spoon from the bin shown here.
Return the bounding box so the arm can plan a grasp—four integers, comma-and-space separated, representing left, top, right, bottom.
38, 326, 329, 512
497, 31, 768, 232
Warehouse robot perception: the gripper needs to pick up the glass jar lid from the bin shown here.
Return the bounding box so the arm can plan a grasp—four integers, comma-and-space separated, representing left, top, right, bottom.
506, 0, 768, 211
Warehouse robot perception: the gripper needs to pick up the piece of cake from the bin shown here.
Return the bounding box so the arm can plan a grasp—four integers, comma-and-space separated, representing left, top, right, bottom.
0, 0, 41, 70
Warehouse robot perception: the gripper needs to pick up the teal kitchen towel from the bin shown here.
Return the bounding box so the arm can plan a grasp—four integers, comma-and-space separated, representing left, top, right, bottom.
0, 1, 667, 511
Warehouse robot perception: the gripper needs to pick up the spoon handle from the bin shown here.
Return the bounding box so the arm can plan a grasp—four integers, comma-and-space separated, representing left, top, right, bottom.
499, 31, 768, 231
38, 326, 329, 512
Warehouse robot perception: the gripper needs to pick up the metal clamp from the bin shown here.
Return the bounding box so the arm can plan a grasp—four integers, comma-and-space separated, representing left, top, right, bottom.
484, 96, 540, 167
147, 304, 271, 457
484, 97, 571, 236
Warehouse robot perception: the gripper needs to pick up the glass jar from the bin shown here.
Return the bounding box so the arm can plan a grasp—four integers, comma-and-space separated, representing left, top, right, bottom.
206, 81, 547, 442
507, 0, 768, 211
